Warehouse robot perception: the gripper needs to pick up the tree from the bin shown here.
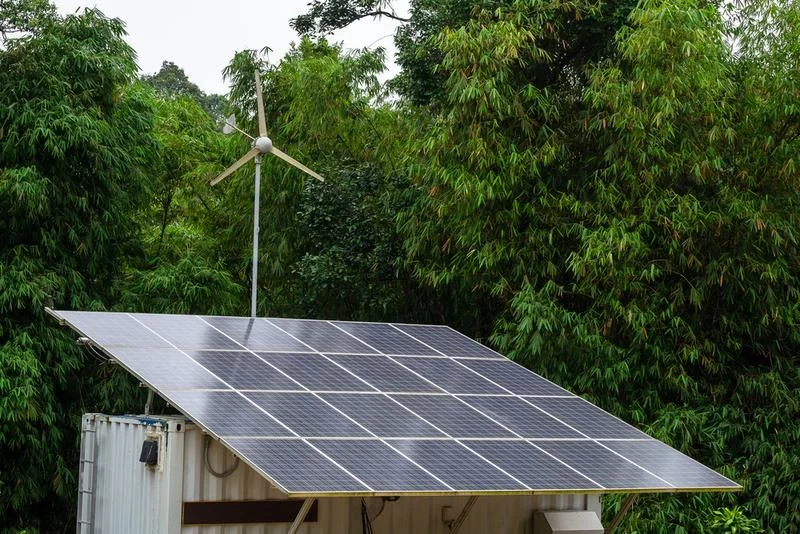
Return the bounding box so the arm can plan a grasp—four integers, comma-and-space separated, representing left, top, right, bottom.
0, 0, 54, 41
398, 0, 800, 530
143, 60, 227, 119
114, 92, 245, 316
0, 6, 156, 529
291, 0, 409, 36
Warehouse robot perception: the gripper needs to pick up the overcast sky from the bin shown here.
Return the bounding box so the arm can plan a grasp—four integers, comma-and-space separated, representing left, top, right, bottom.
53, 1, 409, 95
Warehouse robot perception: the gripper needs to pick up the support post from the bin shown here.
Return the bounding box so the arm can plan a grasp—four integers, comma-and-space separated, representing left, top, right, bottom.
604, 494, 637, 534
287, 498, 315, 534
251, 155, 261, 318
450, 496, 478, 534
144, 389, 154, 416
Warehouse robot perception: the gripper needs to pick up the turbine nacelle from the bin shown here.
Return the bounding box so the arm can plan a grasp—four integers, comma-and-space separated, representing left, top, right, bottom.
254, 136, 273, 154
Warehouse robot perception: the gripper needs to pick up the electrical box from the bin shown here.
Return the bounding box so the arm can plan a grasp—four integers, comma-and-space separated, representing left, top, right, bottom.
533, 510, 604, 534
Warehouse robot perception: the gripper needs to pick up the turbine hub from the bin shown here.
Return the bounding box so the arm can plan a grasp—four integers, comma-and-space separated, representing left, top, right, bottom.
254, 136, 273, 154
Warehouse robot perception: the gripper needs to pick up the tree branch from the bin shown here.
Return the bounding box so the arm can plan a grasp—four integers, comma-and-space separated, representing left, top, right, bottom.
359, 10, 409, 23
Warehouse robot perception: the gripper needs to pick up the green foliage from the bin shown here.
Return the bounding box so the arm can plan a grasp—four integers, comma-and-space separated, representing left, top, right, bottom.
0, 5, 156, 530
291, 0, 409, 36
4, 0, 800, 531
142, 61, 227, 119
398, 0, 800, 530
706, 506, 764, 533
0, 0, 54, 39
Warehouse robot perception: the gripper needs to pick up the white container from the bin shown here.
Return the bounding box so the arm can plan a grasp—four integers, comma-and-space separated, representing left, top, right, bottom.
77, 413, 602, 534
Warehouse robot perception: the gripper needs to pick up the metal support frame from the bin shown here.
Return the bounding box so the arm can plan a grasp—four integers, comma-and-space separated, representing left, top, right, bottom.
604, 494, 638, 534
287, 498, 315, 534
449, 496, 478, 534
250, 155, 262, 318
144, 389, 154, 416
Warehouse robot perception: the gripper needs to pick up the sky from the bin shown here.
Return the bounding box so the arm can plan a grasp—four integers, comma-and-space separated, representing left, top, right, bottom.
52, 1, 409, 95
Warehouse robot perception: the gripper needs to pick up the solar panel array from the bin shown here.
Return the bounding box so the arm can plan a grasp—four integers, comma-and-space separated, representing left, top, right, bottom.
54, 310, 740, 496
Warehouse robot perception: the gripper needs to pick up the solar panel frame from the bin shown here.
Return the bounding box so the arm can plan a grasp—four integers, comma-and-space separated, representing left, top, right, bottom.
51, 309, 743, 497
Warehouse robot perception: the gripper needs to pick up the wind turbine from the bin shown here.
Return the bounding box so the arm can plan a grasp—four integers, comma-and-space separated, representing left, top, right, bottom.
212, 70, 324, 317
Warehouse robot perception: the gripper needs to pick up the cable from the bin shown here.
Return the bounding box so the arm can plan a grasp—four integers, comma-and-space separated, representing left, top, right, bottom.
204, 435, 240, 478
361, 498, 374, 534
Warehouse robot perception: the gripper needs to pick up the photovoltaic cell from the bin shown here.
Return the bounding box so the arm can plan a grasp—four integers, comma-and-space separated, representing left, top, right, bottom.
603, 440, 739, 489
458, 359, 573, 396
185, 351, 299, 390
398, 357, 507, 394
54, 310, 741, 496
326, 355, 441, 393
257, 353, 375, 392
310, 439, 451, 491
390, 394, 515, 438
537, 441, 670, 489
526, 397, 649, 439
392, 440, 526, 490
202, 316, 310, 352
58, 311, 170, 349
112, 348, 226, 391
268, 319, 377, 354
244, 392, 370, 437
164, 391, 293, 437
134, 314, 241, 350
393, 324, 503, 358
225, 438, 369, 493
466, 441, 602, 490
331, 322, 440, 355
320, 393, 446, 438
459, 395, 583, 439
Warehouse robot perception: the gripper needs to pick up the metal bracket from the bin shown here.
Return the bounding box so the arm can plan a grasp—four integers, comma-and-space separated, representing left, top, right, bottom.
144, 389, 155, 416
449, 496, 478, 534
287, 498, 315, 534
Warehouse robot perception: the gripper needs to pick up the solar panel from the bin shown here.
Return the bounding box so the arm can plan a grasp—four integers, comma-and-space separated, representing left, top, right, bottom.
325, 354, 441, 393
603, 440, 739, 488
244, 392, 370, 437
397, 357, 508, 394
331, 322, 440, 355
393, 324, 503, 358
52, 309, 741, 497
319, 393, 446, 438
388, 394, 516, 438
202, 316, 310, 352
225, 438, 370, 493
535, 441, 671, 489
458, 359, 573, 396
135, 314, 242, 350
465, 440, 602, 490
391, 440, 527, 490
112, 348, 226, 391
186, 351, 300, 391
164, 391, 293, 437
310, 439, 451, 491
458, 395, 583, 439
256, 353, 375, 392
525, 397, 650, 439
268, 318, 377, 354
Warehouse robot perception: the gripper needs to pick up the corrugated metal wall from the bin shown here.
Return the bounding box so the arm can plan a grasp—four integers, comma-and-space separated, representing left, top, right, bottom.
79, 414, 185, 534
80, 414, 601, 534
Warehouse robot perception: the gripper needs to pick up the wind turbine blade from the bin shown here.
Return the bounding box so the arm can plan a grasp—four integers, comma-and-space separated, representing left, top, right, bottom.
270, 146, 325, 182
210, 147, 260, 186
254, 69, 267, 138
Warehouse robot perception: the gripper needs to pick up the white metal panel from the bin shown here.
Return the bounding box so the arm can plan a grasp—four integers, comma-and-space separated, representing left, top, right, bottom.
79, 413, 602, 534
80, 414, 185, 534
